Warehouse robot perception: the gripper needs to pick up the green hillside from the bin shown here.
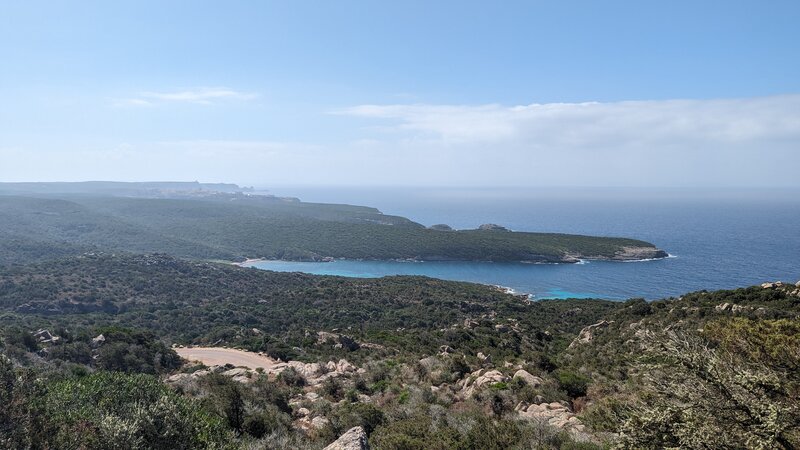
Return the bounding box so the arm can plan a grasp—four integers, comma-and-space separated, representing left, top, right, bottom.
0, 254, 797, 448
0, 190, 667, 264
0, 253, 617, 361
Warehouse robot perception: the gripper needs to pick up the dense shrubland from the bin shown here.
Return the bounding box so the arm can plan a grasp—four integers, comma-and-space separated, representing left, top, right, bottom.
0, 194, 664, 264
1, 254, 797, 448
564, 287, 800, 449
0, 254, 618, 363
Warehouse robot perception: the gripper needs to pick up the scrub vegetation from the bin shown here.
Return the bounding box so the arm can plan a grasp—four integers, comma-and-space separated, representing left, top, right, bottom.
0, 191, 665, 265
1, 254, 797, 449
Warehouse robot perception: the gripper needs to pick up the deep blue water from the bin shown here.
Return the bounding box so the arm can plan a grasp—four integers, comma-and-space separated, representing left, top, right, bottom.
247, 187, 800, 301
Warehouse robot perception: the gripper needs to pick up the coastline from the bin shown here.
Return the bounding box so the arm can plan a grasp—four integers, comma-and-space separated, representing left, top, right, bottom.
231, 250, 672, 267
231, 253, 679, 302
233, 258, 267, 267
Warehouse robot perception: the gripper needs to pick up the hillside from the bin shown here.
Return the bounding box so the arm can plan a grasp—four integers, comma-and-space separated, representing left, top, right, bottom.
0, 253, 618, 362
0, 183, 667, 264
1, 254, 797, 448
0, 180, 251, 197
0, 254, 618, 448
561, 283, 800, 448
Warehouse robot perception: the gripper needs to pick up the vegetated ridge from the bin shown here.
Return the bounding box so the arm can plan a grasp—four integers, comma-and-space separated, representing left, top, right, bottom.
0, 181, 667, 265
0, 253, 797, 448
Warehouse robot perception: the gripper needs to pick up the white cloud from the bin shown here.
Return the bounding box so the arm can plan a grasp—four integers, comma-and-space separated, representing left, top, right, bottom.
337, 95, 800, 145
5, 95, 800, 187
114, 87, 257, 107
142, 87, 257, 103
330, 95, 800, 187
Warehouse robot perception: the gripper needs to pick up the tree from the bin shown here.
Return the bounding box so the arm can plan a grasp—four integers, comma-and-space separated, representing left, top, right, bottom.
620, 325, 800, 449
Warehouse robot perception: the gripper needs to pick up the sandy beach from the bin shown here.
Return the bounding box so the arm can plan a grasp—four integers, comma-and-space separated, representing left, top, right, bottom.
175, 347, 280, 370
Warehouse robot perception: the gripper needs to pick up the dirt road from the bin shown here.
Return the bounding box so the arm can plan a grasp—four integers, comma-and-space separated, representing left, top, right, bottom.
175, 347, 280, 370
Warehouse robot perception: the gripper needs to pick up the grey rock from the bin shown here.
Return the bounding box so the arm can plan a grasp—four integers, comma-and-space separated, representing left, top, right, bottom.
478, 223, 509, 231
462, 369, 507, 397
323, 426, 369, 450
91, 334, 106, 347
311, 416, 330, 429
33, 329, 60, 344
317, 331, 360, 351
519, 402, 591, 442
568, 320, 613, 348
513, 369, 543, 387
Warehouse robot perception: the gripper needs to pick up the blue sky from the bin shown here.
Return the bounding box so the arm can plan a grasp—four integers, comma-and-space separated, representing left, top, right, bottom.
1, 0, 799, 186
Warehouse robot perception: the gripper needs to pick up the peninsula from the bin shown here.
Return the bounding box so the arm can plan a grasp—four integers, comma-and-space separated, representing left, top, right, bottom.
0, 182, 667, 264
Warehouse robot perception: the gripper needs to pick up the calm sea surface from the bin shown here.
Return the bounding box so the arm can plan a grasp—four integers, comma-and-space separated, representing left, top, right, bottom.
247, 187, 800, 301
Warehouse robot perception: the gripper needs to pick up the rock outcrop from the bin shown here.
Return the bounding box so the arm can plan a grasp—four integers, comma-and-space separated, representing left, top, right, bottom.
761, 281, 800, 297
568, 321, 613, 348
715, 303, 755, 313
33, 329, 60, 344
324, 426, 369, 450
478, 223, 509, 231
518, 402, 590, 441
91, 334, 106, 347
460, 369, 508, 398
513, 369, 543, 387
294, 408, 330, 434
317, 331, 360, 351
222, 367, 251, 383
167, 356, 361, 386
610, 246, 668, 261
273, 358, 361, 385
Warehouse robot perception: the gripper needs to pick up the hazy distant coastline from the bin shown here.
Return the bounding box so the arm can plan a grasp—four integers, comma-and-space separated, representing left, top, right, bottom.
0, 181, 667, 266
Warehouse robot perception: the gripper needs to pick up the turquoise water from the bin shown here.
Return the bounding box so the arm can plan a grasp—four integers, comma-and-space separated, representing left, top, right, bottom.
541, 289, 604, 300
245, 258, 673, 300
247, 187, 800, 300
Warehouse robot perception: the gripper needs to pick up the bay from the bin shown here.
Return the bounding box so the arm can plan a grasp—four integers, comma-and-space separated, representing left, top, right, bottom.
246, 187, 800, 300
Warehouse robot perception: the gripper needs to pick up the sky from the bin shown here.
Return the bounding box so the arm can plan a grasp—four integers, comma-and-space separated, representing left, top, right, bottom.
1, 0, 799, 188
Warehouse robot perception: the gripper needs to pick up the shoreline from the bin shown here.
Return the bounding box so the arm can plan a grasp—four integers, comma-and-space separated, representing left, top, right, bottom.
232, 252, 673, 267
233, 258, 675, 302
233, 258, 267, 267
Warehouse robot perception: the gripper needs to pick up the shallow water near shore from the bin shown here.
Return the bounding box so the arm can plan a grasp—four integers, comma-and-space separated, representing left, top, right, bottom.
248, 187, 800, 300
246, 257, 675, 300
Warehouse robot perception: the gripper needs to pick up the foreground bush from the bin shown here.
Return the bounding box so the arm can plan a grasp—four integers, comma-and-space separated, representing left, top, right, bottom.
40, 371, 233, 449
619, 326, 800, 449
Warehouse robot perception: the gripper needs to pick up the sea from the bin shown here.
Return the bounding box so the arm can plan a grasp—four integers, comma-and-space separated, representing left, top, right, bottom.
246, 187, 800, 301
